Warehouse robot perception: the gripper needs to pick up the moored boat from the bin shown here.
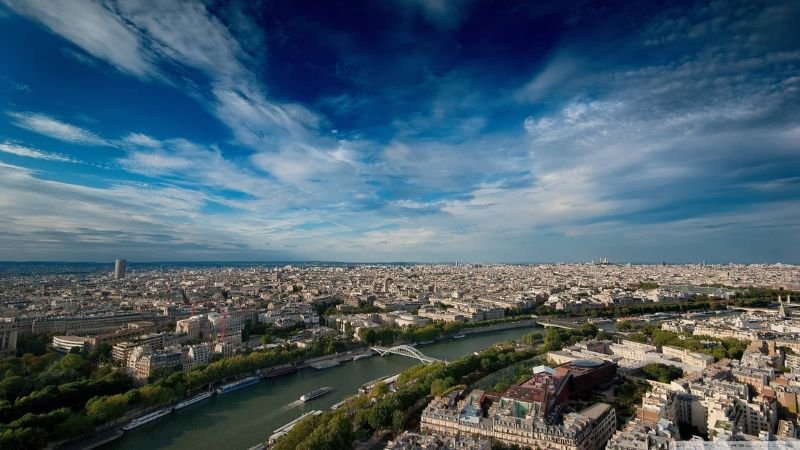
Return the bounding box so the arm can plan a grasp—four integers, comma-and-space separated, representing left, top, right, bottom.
310, 360, 340, 370
258, 365, 297, 378
216, 376, 260, 395
587, 317, 612, 324
174, 391, 212, 410
122, 407, 173, 431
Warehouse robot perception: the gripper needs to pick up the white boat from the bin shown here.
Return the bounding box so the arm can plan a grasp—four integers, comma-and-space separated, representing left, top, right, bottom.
452, 334, 467, 339
122, 407, 173, 431
352, 353, 371, 361
174, 391, 212, 410
587, 318, 612, 324
300, 387, 334, 402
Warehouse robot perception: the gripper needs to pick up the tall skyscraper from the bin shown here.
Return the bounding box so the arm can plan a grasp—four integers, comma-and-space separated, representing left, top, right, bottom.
114, 259, 126, 279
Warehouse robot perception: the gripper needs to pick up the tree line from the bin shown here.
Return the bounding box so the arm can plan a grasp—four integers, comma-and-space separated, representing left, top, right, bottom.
0, 332, 345, 449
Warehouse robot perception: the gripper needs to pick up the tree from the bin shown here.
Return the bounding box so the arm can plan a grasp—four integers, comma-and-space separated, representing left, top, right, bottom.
641, 363, 683, 383
392, 409, 406, 431
628, 333, 648, 343
273, 414, 322, 450
596, 330, 613, 340
85, 394, 129, 423
0, 376, 27, 402
15, 334, 48, 356
541, 328, 563, 352
372, 382, 389, 398
521, 331, 543, 345
50, 353, 85, 375
579, 323, 598, 337
367, 398, 396, 430
430, 377, 454, 396
344, 322, 354, 339
617, 320, 634, 332
87, 343, 112, 362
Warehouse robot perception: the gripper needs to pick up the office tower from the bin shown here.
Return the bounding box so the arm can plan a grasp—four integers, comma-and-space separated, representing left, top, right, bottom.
115, 259, 127, 279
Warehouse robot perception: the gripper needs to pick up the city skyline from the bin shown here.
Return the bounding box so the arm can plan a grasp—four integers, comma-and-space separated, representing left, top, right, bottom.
1, 0, 798, 263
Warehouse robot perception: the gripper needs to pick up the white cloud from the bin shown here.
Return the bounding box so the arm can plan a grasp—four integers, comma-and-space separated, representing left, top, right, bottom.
5, 0, 322, 157
515, 55, 579, 102
250, 142, 359, 187
1, 0, 156, 77
123, 132, 161, 148
111, 0, 246, 79
0, 142, 75, 162
107, 0, 323, 148
120, 137, 281, 200
8, 111, 109, 145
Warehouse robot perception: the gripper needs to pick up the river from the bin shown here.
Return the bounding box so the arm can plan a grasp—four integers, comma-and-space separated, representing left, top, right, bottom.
103, 326, 542, 450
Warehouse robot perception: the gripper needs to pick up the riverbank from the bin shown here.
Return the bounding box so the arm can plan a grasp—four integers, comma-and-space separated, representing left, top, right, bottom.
460, 318, 539, 335
102, 326, 539, 450
63, 320, 536, 450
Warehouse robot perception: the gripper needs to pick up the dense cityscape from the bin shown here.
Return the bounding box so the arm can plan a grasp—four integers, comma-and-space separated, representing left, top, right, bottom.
0, 261, 798, 449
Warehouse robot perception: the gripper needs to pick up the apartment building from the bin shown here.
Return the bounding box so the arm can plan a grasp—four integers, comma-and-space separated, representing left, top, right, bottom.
0, 318, 18, 357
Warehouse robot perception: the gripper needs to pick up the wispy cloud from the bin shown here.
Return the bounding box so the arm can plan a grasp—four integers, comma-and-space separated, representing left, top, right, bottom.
1, 0, 156, 77
7, 111, 110, 145
0, 141, 75, 162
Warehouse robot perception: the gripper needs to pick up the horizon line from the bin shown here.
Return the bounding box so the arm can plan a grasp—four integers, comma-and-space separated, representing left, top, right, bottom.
0, 260, 796, 266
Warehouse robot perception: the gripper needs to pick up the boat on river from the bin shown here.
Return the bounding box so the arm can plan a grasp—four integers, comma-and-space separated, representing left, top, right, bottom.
310, 360, 340, 370
174, 391, 212, 410
216, 376, 260, 395
300, 387, 334, 402
122, 407, 173, 431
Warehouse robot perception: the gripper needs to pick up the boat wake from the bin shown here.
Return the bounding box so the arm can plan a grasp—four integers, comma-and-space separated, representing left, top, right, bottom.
281, 400, 304, 411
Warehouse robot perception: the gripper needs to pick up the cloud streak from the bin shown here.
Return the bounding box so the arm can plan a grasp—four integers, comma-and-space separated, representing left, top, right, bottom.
8, 111, 110, 145
0, 142, 75, 162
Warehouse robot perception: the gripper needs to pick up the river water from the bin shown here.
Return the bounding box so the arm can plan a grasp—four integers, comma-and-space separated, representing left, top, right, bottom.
103, 326, 542, 450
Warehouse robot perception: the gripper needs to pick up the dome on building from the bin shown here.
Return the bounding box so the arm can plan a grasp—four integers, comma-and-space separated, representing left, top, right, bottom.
571, 359, 603, 368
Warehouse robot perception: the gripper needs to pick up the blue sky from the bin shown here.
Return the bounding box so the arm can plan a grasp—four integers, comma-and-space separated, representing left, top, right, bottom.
0, 0, 798, 263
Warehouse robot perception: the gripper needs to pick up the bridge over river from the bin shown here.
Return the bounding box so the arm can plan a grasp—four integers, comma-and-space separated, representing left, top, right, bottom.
536, 320, 580, 330
371, 345, 443, 364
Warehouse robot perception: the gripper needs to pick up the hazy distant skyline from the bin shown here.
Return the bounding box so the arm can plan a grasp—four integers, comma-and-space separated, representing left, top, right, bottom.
0, 0, 798, 263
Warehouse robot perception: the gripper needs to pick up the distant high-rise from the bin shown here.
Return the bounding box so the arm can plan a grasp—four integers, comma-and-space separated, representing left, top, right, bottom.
114, 259, 126, 279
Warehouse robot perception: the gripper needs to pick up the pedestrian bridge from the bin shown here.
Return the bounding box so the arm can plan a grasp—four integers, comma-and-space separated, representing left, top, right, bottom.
371, 345, 442, 365
536, 321, 577, 330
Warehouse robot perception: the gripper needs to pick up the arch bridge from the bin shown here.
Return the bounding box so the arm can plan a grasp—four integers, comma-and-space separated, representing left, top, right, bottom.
371, 345, 442, 365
